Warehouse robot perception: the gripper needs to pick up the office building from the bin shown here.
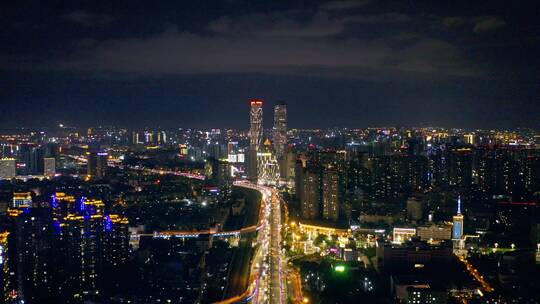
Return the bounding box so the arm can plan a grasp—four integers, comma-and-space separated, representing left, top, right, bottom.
43, 157, 55, 176
257, 139, 279, 184
247, 99, 263, 182
393, 228, 417, 244
0, 158, 16, 179
19, 145, 44, 175
416, 224, 452, 241
447, 147, 472, 188
272, 102, 287, 159
87, 151, 108, 179
273, 102, 287, 179
377, 239, 453, 268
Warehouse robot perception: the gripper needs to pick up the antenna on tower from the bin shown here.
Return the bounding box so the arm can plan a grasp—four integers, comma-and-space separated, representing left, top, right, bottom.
457, 195, 462, 215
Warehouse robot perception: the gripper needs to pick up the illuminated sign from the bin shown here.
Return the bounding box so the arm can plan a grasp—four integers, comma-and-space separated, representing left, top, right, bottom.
334, 265, 345, 272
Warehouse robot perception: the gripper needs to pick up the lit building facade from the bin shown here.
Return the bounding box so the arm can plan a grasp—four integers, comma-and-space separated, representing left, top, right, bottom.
0, 232, 10, 303
15, 194, 129, 303
12, 192, 32, 209
0, 158, 16, 178
393, 228, 417, 244
416, 224, 452, 241
257, 139, 279, 184
247, 99, 263, 182
301, 169, 320, 220
322, 169, 339, 221
273, 102, 287, 179
452, 196, 464, 240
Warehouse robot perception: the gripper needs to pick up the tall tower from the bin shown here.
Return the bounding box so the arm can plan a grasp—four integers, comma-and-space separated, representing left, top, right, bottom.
273, 102, 288, 181
452, 196, 464, 240
273, 102, 287, 159
248, 99, 263, 182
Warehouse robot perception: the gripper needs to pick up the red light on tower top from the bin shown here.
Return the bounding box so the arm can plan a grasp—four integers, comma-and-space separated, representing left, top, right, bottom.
250, 99, 264, 106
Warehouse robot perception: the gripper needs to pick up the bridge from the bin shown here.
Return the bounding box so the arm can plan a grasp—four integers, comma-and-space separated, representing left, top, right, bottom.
147, 224, 262, 239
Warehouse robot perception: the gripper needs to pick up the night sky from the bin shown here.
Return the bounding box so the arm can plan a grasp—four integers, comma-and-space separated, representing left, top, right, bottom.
1, 0, 539, 129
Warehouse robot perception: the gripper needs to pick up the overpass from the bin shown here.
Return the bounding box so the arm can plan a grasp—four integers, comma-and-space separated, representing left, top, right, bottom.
148, 224, 262, 239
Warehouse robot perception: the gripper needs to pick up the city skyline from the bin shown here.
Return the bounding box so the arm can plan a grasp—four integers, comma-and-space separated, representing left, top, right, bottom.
0, 98, 539, 303
1, 1, 540, 303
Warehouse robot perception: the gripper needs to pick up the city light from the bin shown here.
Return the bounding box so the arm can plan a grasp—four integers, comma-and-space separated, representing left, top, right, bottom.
1, 5, 538, 301
334, 265, 345, 272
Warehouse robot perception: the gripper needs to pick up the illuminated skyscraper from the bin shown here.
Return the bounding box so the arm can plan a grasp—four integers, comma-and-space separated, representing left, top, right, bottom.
247, 99, 263, 182
257, 138, 279, 184
322, 169, 339, 221
272, 102, 287, 155
273, 102, 287, 178
452, 196, 464, 240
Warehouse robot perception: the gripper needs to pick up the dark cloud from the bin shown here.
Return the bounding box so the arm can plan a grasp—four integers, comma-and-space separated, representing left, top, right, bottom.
473, 16, 506, 33
54, 28, 471, 78
0, 0, 538, 129
46, 9, 473, 79
441, 15, 506, 33
62, 10, 114, 27
320, 0, 371, 11
344, 13, 411, 24
207, 12, 344, 37
441, 16, 468, 28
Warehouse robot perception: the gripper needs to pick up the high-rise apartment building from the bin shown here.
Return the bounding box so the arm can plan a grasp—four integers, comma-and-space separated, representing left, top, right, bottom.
322, 169, 339, 221
301, 168, 320, 220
